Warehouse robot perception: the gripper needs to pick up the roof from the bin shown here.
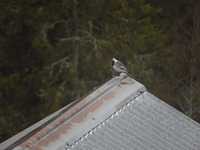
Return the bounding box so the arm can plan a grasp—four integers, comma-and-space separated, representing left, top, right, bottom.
1, 73, 200, 150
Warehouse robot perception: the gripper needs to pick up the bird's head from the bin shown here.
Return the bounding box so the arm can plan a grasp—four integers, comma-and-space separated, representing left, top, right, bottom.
112, 58, 117, 62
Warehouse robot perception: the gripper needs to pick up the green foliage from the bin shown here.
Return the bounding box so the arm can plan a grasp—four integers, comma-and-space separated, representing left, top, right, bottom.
2, 0, 199, 143
0, 0, 162, 142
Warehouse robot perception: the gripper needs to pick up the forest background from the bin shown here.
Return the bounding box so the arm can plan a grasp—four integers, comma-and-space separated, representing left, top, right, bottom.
0, 0, 200, 142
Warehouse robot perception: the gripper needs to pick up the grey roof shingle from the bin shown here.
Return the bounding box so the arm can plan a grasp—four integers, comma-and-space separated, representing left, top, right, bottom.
1, 73, 200, 150
68, 91, 200, 150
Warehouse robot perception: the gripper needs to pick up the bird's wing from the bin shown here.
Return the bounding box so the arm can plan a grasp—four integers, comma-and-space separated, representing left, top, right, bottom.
116, 60, 128, 72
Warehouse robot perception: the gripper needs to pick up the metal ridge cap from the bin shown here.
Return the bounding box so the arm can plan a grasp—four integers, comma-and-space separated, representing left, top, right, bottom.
9, 77, 123, 148
39, 75, 146, 149
2, 74, 146, 150
0, 75, 120, 150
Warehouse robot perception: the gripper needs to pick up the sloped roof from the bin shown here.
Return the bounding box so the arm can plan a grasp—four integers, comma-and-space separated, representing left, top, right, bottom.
1, 73, 200, 150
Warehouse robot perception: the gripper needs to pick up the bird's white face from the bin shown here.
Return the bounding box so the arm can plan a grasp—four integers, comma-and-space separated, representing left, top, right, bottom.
112, 58, 117, 62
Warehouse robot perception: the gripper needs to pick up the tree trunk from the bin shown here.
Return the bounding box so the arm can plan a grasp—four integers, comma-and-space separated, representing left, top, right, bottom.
72, 0, 79, 76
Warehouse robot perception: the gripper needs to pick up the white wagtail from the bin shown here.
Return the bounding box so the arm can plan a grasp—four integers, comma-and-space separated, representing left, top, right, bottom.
112, 58, 132, 77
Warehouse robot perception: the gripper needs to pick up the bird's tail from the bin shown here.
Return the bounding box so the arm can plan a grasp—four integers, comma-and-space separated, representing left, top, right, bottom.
124, 71, 133, 78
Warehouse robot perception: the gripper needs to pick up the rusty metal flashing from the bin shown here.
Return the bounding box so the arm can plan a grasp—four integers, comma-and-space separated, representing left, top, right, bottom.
0, 78, 106, 150
1, 73, 146, 150
0, 101, 76, 150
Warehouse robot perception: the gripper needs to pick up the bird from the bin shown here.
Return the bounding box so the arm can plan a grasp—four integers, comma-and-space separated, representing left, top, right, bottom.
112, 58, 132, 77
